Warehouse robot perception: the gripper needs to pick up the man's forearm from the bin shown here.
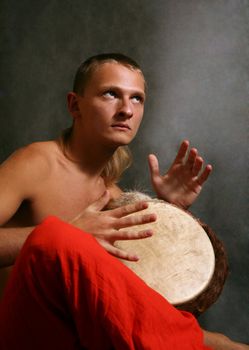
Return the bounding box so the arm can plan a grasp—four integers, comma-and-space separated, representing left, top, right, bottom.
0, 227, 34, 267
203, 329, 249, 350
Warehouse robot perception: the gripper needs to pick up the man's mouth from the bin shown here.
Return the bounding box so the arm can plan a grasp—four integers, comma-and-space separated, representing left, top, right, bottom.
111, 123, 131, 130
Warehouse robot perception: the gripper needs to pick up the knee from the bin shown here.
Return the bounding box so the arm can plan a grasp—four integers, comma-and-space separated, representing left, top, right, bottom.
24, 216, 96, 259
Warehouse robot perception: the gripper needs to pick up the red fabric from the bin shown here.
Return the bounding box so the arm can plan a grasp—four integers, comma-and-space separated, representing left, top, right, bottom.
0, 216, 212, 349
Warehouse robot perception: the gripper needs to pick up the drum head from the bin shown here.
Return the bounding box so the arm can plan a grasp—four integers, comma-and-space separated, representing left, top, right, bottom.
116, 201, 215, 305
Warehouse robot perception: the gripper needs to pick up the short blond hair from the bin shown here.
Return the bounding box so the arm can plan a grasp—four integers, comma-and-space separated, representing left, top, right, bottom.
73, 53, 145, 95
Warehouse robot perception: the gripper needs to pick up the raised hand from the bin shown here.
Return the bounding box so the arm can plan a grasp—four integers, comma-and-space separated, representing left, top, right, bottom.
71, 191, 156, 261
148, 140, 212, 209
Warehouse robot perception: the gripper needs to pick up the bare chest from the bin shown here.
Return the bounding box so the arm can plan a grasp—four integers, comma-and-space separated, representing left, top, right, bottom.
9, 170, 107, 226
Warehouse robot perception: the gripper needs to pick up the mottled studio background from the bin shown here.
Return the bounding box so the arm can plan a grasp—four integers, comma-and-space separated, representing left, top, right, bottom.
0, 0, 248, 343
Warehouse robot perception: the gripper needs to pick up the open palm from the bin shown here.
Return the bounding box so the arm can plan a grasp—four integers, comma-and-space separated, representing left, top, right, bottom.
148, 140, 212, 209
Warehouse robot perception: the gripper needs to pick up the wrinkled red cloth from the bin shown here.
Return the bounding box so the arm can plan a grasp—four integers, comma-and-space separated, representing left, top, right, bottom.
0, 216, 212, 349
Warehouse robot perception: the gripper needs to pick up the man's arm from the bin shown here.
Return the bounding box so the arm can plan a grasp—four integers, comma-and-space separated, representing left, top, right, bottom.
203, 329, 249, 350
0, 227, 34, 268
148, 140, 212, 209
0, 146, 49, 267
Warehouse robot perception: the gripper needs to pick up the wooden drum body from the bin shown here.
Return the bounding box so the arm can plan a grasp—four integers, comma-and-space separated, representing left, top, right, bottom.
108, 192, 228, 317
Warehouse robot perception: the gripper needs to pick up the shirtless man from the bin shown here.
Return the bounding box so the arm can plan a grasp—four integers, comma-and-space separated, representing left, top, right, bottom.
0, 53, 247, 349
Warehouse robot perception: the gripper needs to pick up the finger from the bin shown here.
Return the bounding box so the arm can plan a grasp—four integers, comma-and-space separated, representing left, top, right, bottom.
112, 228, 153, 241
148, 154, 160, 177
112, 200, 149, 218
100, 240, 140, 261
88, 190, 111, 211
198, 164, 212, 185
109, 245, 140, 261
186, 148, 198, 168
192, 156, 203, 176
173, 140, 190, 164
117, 212, 157, 229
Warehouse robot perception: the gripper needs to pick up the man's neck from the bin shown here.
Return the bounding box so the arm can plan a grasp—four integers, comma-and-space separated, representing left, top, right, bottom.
58, 129, 116, 179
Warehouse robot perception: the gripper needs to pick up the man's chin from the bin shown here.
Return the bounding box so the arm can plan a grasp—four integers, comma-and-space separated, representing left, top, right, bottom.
107, 135, 134, 148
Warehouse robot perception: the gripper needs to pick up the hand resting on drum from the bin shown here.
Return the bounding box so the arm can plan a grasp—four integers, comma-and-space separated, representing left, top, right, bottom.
71, 190, 156, 261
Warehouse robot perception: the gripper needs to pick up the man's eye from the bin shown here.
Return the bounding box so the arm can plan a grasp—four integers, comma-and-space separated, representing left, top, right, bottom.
132, 95, 143, 103
103, 91, 117, 98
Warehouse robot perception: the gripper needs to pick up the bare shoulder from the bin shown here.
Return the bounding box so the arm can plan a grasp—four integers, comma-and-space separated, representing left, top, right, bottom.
0, 141, 59, 194
1, 141, 58, 170
0, 141, 61, 224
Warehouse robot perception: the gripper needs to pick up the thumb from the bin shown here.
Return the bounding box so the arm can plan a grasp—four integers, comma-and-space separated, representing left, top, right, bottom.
89, 190, 111, 212
148, 154, 160, 178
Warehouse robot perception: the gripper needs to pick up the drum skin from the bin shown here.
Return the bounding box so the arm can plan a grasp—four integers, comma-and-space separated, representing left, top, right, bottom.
108, 192, 228, 317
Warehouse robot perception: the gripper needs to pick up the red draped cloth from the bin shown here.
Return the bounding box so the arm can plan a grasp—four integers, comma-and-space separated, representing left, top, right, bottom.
0, 216, 212, 349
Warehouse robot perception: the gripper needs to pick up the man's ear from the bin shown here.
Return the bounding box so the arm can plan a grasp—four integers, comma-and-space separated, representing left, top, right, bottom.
67, 92, 80, 119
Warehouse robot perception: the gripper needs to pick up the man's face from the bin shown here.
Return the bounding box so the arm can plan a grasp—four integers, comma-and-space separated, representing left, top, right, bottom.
73, 62, 146, 148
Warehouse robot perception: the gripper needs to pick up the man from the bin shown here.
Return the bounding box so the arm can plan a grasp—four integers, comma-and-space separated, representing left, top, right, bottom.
0, 53, 247, 349
0, 53, 211, 267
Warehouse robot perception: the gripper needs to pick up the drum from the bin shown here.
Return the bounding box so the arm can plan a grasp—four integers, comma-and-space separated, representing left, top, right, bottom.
108, 192, 228, 317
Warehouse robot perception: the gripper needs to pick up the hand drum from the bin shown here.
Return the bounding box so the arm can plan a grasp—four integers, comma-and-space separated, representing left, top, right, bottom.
108, 192, 228, 317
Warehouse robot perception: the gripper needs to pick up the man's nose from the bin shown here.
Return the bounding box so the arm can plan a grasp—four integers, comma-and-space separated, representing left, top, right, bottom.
118, 98, 133, 118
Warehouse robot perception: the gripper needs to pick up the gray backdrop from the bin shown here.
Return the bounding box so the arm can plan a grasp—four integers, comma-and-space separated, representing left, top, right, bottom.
0, 0, 248, 343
